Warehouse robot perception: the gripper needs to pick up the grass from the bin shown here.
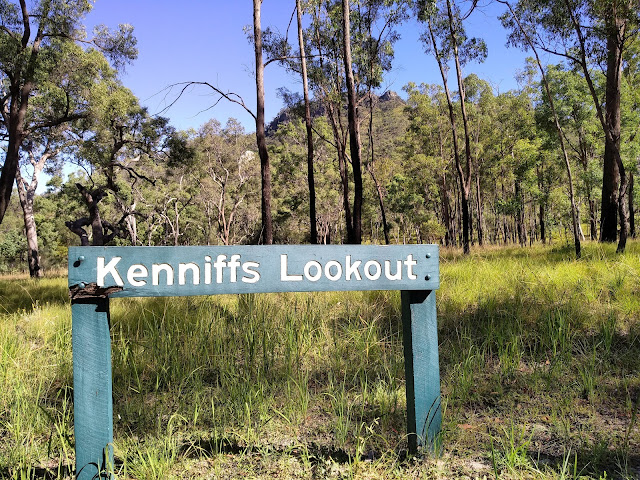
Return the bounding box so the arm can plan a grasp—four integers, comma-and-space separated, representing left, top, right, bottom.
0, 241, 639, 478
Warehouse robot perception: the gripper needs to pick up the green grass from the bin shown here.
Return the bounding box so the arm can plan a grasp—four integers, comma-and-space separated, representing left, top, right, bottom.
1, 242, 639, 478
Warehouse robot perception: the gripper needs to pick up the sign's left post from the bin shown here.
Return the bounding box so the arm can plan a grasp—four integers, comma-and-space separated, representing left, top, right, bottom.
71, 296, 114, 480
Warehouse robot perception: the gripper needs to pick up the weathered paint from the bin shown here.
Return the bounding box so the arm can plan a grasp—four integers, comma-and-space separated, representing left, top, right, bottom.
401, 290, 442, 451
69, 245, 441, 476
68, 245, 439, 296
72, 298, 114, 480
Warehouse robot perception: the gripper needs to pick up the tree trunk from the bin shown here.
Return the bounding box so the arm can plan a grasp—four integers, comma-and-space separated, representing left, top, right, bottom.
589, 198, 597, 241
445, 0, 472, 254
15, 167, 42, 278
367, 95, 390, 245
461, 191, 470, 251
173, 200, 180, 246
476, 170, 484, 246
296, 0, 317, 244
577, 205, 585, 241
327, 103, 353, 242
0, 127, 23, 225
515, 179, 526, 246
428, 18, 469, 253
558, 0, 626, 246
609, 14, 627, 251
0, 4, 46, 226
601, 146, 621, 242
598, 9, 626, 245
66, 185, 110, 246
125, 204, 138, 245
88, 190, 106, 246
254, 0, 273, 245
311, 8, 352, 242
440, 172, 454, 247
629, 172, 635, 238
537, 165, 546, 244
617, 163, 629, 253
342, 0, 363, 244
368, 164, 390, 245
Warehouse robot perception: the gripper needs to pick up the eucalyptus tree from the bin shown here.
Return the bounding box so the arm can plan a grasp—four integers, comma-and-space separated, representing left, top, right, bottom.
500, 0, 639, 251
306, 0, 355, 242
341, 0, 364, 244
417, 0, 487, 253
462, 73, 494, 246
620, 37, 640, 237
499, 1, 583, 257
404, 82, 456, 246
15, 126, 66, 276
536, 63, 602, 241
191, 118, 260, 246
304, 0, 406, 244
355, 0, 408, 245
253, 0, 274, 244
295, 0, 319, 243
0, 0, 136, 226
65, 85, 190, 246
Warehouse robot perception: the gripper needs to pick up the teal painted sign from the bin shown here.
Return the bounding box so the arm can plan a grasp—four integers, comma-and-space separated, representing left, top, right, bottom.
69, 245, 439, 296
69, 245, 441, 479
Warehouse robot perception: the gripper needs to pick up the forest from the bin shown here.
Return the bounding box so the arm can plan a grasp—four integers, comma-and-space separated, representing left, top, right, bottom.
0, 0, 637, 277
2, 1, 640, 479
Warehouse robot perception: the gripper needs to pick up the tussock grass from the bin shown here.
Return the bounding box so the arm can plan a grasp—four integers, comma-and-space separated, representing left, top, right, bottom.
1, 242, 639, 478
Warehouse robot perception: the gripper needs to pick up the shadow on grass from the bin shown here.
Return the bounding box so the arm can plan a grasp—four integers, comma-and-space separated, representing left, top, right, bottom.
530, 447, 640, 479
0, 464, 73, 480
178, 434, 425, 467
0, 276, 69, 313
439, 290, 640, 478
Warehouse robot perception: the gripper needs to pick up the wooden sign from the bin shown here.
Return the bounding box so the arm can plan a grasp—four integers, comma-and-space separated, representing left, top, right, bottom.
69, 245, 441, 479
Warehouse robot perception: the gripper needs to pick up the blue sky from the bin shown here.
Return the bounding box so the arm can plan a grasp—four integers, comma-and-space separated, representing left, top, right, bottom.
85, 0, 530, 133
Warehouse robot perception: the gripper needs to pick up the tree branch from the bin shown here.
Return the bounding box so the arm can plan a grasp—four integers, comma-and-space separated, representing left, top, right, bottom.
157, 82, 256, 121
19, 0, 30, 48
26, 113, 87, 134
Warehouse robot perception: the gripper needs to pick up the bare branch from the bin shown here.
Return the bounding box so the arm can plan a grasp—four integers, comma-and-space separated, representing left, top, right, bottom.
156, 82, 256, 120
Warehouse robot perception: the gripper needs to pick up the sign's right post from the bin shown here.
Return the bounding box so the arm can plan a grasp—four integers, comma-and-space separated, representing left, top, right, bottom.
401, 289, 441, 453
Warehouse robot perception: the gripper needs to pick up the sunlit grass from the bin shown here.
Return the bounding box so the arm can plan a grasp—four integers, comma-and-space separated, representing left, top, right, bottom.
1, 241, 639, 478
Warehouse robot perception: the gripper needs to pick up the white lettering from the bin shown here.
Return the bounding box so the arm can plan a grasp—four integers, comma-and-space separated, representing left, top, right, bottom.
345, 256, 362, 281
127, 264, 148, 286
384, 260, 402, 280
364, 260, 382, 280
204, 256, 212, 284
404, 255, 418, 280
179, 263, 200, 285
214, 255, 227, 283
304, 261, 322, 281
324, 260, 342, 281
152, 263, 174, 286
281, 254, 303, 281
97, 257, 123, 287
228, 255, 241, 283
242, 261, 260, 283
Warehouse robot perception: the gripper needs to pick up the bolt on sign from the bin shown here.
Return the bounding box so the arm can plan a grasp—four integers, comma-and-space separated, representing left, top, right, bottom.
69, 245, 441, 479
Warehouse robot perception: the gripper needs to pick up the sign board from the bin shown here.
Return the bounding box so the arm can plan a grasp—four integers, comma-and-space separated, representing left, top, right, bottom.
69, 245, 441, 479
69, 245, 439, 296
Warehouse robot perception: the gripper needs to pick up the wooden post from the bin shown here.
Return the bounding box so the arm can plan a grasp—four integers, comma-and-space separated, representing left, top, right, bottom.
72, 297, 114, 480
401, 290, 442, 453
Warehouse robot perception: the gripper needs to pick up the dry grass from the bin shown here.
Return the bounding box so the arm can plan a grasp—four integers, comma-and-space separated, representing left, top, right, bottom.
1, 241, 639, 479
